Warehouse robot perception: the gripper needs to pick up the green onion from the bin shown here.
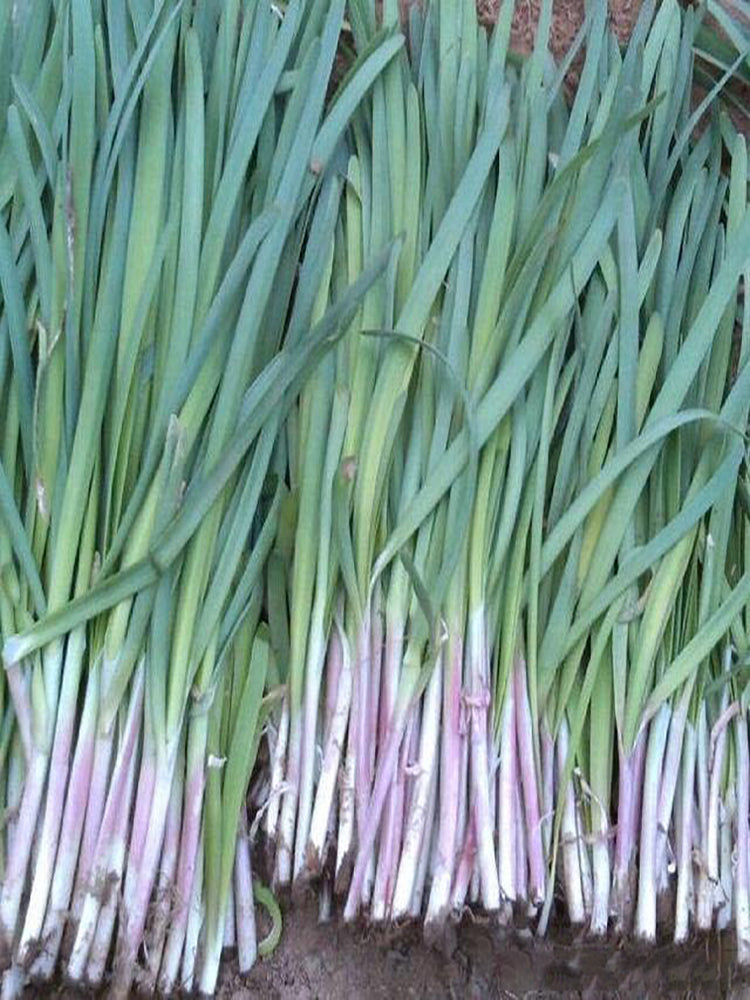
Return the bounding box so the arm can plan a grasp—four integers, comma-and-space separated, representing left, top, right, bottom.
1, 1, 750, 995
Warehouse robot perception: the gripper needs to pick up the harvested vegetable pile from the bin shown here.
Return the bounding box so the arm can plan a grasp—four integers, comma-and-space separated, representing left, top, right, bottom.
1, 0, 750, 996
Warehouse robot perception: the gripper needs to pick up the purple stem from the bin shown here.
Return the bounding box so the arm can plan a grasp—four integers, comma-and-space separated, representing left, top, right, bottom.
4, 663, 33, 764
451, 817, 476, 909
354, 609, 372, 840
66, 672, 144, 979
0, 752, 47, 947
514, 655, 544, 903
371, 624, 403, 911
323, 627, 343, 739
613, 745, 636, 929
372, 713, 409, 920
64, 727, 114, 959
111, 750, 175, 998
33, 671, 99, 976
19, 631, 86, 960
734, 714, 750, 963
343, 697, 407, 920
84, 740, 140, 986
425, 632, 463, 928
158, 715, 206, 991
514, 779, 528, 903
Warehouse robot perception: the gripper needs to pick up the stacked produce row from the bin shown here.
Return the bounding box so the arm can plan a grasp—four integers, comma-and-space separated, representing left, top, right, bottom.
1, 0, 750, 995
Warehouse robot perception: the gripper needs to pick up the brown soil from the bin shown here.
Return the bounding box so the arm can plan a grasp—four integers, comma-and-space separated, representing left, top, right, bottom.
21, 901, 750, 998
477, 0, 642, 61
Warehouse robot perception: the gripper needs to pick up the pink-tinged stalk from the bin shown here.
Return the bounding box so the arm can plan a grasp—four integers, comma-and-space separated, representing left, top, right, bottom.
234, 811, 257, 974
142, 739, 185, 990
324, 627, 343, 733
513, 656, 544, 904
65, 726, 115, 952
334, 725, 356, 893
159, 711, 207, 992
409, 765, 438, 918
557, 720, 584, 926
370, 624, 405, 921
451, 818, 476, 910
425, 630, 463, 934
265, 696, 289, 845
635, 703, 671, 941
372, 708, 413, 922
180, 831, 204, 992
734, 713, 750, 963
370, 760, 402, 921
514, 780, 528, 903
17, 629, 86, 964
377, 714, 410, 921
388, 705, 420, 916
67, 668, 144, 981
4, 663, 33, 765
5, 740, 23, 857
343, 685, 415, 921
31, 663, 100, 979
674, 719, 696, 944
612, 729, 646, 932
497, 675, 517, 903
84, 740, 140, 987
0, 641, 65, 946
392, 665, 441, 918
467, 607, 500, 911
307, 627, 351, 874
455, 709, 470, 860
0, 752, 48, 949
119, 720, 157, 925
110, 748, 176, 999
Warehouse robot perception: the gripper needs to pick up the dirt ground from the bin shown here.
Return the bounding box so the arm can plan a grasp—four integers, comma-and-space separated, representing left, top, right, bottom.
21, 900, 750, 998
213, 903, 750, 1000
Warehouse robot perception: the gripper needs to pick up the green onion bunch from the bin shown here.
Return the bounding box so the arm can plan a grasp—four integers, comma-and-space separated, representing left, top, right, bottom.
1, 0, 750, 996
